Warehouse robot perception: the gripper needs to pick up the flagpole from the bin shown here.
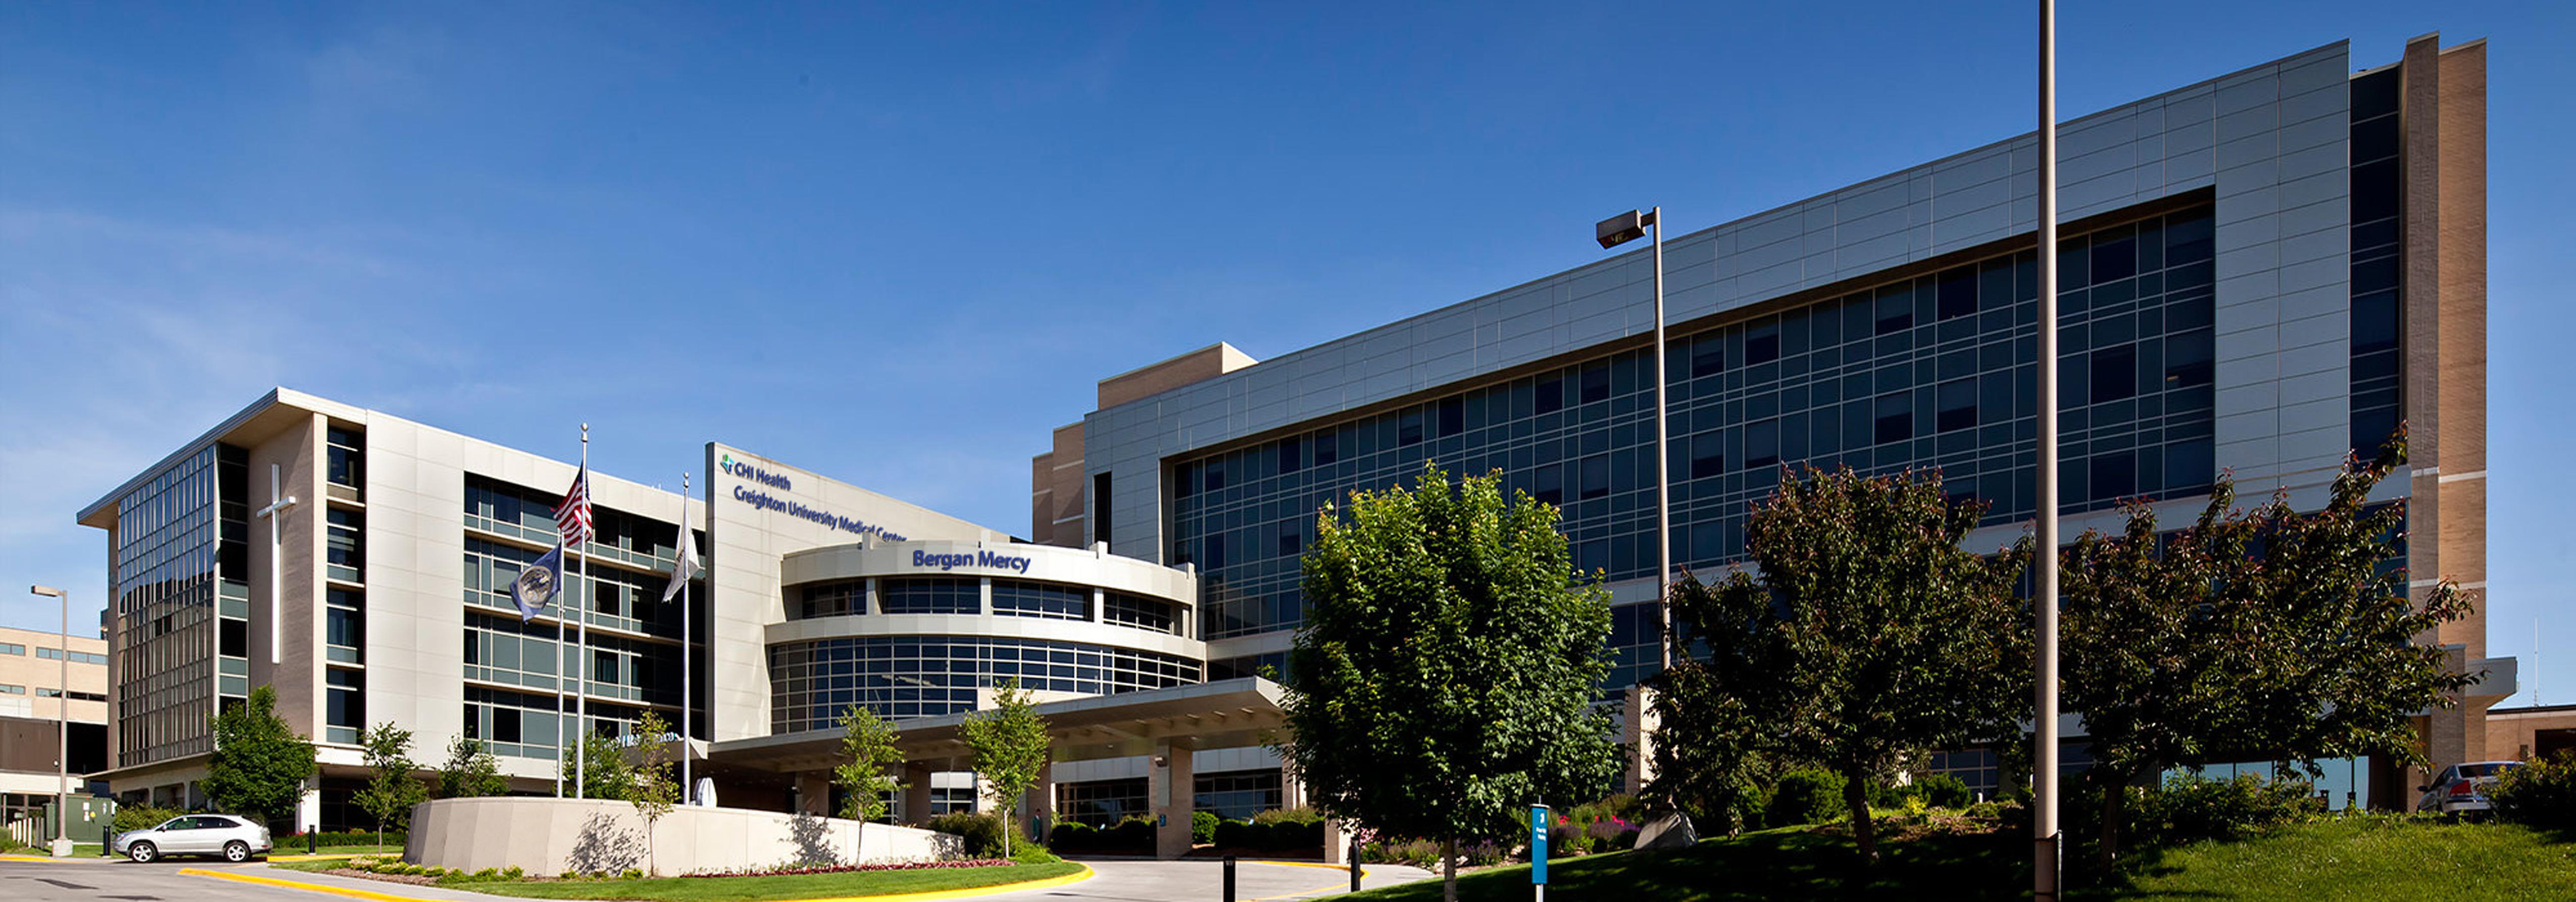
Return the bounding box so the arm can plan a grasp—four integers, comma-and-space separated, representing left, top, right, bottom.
679, 470, 693, 806
576, 424, 590, 800
555, 598, 567, 798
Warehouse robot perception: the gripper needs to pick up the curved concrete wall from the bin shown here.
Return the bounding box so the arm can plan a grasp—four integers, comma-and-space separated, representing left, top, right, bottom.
407, 798, 963, 875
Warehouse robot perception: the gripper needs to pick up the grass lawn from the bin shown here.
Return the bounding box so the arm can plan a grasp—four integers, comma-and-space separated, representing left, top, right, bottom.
2096, 818, 2576, 901
265, 860, 1085, 901
1337, 818, 2576, 901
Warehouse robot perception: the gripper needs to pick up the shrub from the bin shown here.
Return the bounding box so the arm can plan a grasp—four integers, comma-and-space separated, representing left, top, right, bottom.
1109, 816, 1157, 852
1614, 828, 1640, 850
1012, 844, 1061, 865
1361, 838, 1441, 869
620, 868, 645, 880
2129, 774, 2319, 846
1261, 818, 1323, 850
926, 811, 1007, 858
1213, 819, 1253, 849
1251, 806, 1323, 826
2492, 751, 2576, 831
1915, 774, 1973, 809
1766, 769, 1848, 827
1191, 811, 1219, 845
1047, 821, 1096, 853
1866, 779, 1912, 810
114, 804, 188, 834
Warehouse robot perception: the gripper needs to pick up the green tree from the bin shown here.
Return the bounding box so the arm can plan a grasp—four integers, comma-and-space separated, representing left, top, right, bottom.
959, 677, 1050, 859
1283, 462, 1620, 902
629, 711, 680, 875
354, 722, 429, 849
559, 729, 634, 801
202, 685, 319, 829
1671, 466, 2028, 863
2064, 429, 2473, 866
834, 703, 905, 863
1645, 574, 1785, 835
436, 735, 509, 799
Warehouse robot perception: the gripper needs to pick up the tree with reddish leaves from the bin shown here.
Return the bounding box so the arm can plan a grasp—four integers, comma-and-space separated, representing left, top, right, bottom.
2063, 426, 2474, 867
1665, 465, 2030, 864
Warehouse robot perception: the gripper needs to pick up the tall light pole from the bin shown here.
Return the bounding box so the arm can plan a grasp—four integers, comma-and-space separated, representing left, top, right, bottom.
30, 585, 72, 858
1596, 207, 1672, 671
2034, 1, 2064, 899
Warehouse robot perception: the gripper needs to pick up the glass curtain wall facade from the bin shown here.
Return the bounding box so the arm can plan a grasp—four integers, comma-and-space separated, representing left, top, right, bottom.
2347, 66, 2404, 456
110, 444, 246, 765
458, 475, 696, 755
768, 636, 1200, 732
1177, 207, 2219, 686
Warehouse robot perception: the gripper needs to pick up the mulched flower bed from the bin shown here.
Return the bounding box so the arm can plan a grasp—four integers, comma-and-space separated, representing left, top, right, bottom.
680, 859, 1017, 878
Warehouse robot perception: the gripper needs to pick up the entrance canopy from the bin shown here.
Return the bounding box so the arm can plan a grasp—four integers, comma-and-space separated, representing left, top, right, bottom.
707, 677, 1290, 774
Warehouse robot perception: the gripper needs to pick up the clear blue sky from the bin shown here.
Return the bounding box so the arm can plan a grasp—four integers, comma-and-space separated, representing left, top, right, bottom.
3, 3, 2567, 704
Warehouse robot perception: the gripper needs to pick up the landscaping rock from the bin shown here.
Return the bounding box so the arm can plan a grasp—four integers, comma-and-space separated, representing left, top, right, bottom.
1633, 813, 1697, 851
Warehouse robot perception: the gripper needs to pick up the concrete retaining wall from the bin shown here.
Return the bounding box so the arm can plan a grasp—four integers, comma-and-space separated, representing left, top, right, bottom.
406, 798, 963, 875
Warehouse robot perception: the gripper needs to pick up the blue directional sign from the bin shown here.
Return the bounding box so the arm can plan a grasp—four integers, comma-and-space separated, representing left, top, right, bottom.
1531, 804, 1550, 885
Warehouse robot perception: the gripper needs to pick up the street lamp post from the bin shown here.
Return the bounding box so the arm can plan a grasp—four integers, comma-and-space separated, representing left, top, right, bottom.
1595, 208, 1673, 672
30, 584, 73, 858
2035, 1, 2065, 898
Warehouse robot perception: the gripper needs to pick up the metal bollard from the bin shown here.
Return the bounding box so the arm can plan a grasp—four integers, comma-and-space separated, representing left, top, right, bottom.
1223, 854, 1237, 901
1351, 838, 1362, 892
307, 826, 317, 855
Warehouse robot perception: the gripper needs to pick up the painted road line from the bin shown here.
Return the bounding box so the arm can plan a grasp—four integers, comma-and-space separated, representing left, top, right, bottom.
180, 868, 444, 902
182, 862, 1095, 902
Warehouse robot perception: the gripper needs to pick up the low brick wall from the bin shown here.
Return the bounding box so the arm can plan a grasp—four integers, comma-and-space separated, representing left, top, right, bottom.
406, 798, 962, 875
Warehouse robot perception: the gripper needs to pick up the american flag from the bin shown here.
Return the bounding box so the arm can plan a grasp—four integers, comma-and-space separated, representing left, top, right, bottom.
556, 464, 594, 547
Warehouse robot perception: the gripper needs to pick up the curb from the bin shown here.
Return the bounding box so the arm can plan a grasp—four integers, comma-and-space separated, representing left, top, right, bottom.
773, 862, 1094, 901
178, 861, 1095, 902
180, 868, 448, 902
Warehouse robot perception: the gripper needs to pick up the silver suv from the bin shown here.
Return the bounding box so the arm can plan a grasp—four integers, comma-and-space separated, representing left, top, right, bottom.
2415, 761, 2525, 817
112, 814, 273, 863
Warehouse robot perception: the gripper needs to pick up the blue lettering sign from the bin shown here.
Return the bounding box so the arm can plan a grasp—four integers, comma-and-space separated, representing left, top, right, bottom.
908, 549, 1031, 574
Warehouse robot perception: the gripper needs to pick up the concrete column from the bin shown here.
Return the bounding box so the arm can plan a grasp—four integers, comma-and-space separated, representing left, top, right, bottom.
795, 771, 831, 817
903, 763, 934, 825
1321, 818, 1347, 865
1279, 762, 1306, 810
297, 783, 322, 833
1026, 763, 1055, 843
1153, 740, 1196, 859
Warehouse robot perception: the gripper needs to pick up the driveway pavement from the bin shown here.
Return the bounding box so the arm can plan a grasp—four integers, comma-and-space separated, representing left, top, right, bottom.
1, 854, 1438, 902
982, 859, 1435, 901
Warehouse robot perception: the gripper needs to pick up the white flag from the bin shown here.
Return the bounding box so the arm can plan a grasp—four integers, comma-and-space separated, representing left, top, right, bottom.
663, 527, 702, 602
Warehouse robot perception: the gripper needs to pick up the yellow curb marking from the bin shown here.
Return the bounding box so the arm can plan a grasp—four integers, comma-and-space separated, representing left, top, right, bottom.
181, 868, 443, 902
1, 854, 81, 863
181, 862, 1095, 902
